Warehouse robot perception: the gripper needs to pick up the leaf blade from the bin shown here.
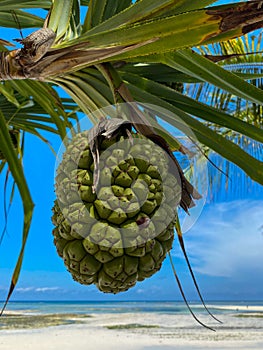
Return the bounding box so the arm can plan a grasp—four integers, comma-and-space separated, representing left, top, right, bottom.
122, 79, 263, 184
0, 111, 34, 314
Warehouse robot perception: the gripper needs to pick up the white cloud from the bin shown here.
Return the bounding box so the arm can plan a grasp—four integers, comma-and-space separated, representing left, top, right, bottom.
35, 287, 60, 292
16, 286, 60, 293
181, 200, 263, 278
16, 287, 35, 293
136, 289, 144, 294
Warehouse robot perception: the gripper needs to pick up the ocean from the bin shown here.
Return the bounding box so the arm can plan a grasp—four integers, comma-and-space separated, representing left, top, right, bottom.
3, 300, 263, 315
1, 300, 263, 331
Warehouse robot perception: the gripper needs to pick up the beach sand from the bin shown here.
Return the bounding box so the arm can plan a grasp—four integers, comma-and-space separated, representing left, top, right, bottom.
1, 311, 263, 350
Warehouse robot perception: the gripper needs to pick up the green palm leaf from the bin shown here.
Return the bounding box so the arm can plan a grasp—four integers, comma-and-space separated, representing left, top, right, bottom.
186, 33, 263, 116
0, 10, 43, 28
0, 111, 34, 313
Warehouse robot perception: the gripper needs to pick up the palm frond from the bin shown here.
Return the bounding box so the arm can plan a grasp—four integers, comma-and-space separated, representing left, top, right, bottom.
0, 9, 44, 28
186, 33, 263, 116
0, 110, 34, 313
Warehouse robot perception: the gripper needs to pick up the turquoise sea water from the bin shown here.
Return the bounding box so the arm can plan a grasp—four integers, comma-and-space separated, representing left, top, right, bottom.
0, 300, 263, 334
2, 300, 263, 315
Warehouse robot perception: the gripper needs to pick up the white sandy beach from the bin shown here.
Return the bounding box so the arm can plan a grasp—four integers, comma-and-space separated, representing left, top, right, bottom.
1, 310, 263, 350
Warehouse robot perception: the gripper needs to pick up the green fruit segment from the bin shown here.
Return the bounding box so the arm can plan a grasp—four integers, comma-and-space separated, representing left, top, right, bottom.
134, 158, 149, 172
141, 199, 157, 215
78, 149, 92, 169
111, 185, 124, 197
75, 169, 93, 186
103, 256, 124, 278
80, 254, 101, 275
95, 250, 114, 263
107, 208, 127, 225
80, 185, 96, 202
114, 172, 133, 187
146, 164, 160, 179
94, 200, 112, 219
83, 238, 99, 255
127, 165, 139, 179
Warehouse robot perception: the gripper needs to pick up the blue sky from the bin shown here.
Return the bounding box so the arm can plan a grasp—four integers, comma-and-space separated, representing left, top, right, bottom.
0, 0, 263, 303
0, 130, 262, 302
